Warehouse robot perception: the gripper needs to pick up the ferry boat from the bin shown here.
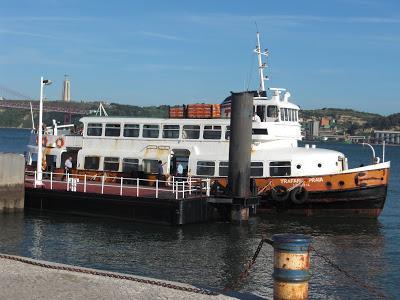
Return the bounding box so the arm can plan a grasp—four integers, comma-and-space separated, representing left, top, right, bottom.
25, 33, 390, 217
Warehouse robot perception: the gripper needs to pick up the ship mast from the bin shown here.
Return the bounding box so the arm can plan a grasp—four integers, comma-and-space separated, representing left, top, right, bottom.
254, 32, 269, 95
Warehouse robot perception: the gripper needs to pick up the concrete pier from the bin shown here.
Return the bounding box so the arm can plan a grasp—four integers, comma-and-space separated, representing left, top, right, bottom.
0, 153, 25, 212
0, 254, 235, 300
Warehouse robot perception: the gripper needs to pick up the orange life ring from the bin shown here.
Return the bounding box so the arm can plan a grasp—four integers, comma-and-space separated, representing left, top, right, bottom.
56, 137, 65, 148
36, 136, 48, 146
42, 157, 47, 171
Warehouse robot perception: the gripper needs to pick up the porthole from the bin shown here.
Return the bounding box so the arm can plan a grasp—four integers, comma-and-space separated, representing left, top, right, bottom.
297, 164, 301, 169
318, 163, 322, 168
338, 180, 345, 186
326, 181, 332, 188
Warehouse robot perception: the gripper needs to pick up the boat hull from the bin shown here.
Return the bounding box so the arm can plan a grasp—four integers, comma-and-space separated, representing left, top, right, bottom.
258, 185, 387, 217
212, 163, 390, 217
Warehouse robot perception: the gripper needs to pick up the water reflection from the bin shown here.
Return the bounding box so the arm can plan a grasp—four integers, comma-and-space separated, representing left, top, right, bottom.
0, 211, 393, 298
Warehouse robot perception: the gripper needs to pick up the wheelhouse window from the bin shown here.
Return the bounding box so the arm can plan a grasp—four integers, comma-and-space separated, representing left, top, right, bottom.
104, 157, 119, 171
122, 158, 139, 173
284, 108, 289, 121
162, 125, 180, 139
219, 161, 229, 176
203, 125, 222, 140
225, 126, 230, 140
269, 161, 291, 176
142, 159, 158, 173
251, 162, 264, 176
87, 123, 103, 136
143, 124, 159, 138
84, 156, 100, 170
196, 161, 215, 176
256, 106, 266, 122
105, 124, 121, 137
183, 125, 200, 139
123, 124, 140, 137
267, 105, 278, 118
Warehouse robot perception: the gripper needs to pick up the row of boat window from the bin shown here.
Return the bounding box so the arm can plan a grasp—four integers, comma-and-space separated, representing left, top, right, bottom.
253, 105, 298, 122
84, 156, 292, 177
86, 123, 268, 140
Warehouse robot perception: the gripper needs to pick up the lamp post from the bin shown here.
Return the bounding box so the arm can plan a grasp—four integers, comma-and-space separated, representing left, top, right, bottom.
36, 76, 52, 186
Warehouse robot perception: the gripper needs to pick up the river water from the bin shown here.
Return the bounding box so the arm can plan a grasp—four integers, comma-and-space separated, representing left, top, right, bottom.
0, 128, 399, 299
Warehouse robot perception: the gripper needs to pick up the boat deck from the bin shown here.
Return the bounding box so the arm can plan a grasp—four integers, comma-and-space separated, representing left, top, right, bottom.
25, 171, 210, 201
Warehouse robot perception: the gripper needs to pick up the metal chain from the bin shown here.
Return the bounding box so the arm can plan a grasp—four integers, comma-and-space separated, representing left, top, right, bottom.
223, 237, 273, 292
310, 246, 392, 299
0, 254, 217, 296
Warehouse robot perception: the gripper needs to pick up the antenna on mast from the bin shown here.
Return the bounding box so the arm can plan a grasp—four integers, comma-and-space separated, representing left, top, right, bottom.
253, 32, 269, 96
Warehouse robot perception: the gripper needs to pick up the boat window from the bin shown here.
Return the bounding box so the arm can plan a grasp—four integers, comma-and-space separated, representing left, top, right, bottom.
284, 108, 289, 121
269, 161, 291, 176
104, 157, 119, 171
182, 125, 200, 139
162, 125, 180, 139
196, 161, 215, 176
122, 158, 139, 174
84, 156, 100, 170
251, 162, 263, 176
142, 159, 158, 173
289, 109, 293, 121
123, 124, 140, 137
105, 124, 121, 137
256, 106, 266, 122
143, 124, 159, 138
252, 128, 268, 135
267, 106, 278, 118
219, 161, 229, 176
203, 125, 222, 139
280, 108, 284, 121
87, 123, 103, 136
225, 126, 230, 140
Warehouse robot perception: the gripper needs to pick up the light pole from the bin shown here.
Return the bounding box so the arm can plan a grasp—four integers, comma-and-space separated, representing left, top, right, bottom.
36, 76, 52, 185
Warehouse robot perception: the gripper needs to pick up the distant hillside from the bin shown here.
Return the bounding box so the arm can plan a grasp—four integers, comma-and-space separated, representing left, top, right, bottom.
300, 108, 381, 121
0, 101, 169, 128
0, 100, 399, 131
365, 113, 400, 130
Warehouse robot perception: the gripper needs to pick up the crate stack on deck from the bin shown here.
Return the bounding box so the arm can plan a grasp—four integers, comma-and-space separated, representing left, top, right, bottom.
169, 104, 221, 119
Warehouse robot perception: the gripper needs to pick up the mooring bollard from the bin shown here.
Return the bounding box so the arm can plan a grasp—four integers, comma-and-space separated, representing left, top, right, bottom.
272, 234, 311, 300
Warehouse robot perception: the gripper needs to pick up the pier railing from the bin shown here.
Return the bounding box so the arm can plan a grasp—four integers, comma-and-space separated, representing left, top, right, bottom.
25, 171, 211, 200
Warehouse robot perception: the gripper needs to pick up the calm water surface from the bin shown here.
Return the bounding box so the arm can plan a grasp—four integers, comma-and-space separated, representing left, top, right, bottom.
0, 128, 399, 299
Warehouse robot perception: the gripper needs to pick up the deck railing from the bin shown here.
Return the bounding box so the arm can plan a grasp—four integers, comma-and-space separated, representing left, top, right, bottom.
25, 170, 211, 200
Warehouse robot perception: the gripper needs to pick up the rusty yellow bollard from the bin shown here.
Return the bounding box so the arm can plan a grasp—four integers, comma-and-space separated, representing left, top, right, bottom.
272, 234, 311, 300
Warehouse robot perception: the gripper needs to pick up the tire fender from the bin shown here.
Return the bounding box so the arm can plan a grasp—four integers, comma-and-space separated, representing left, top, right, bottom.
290, 186, 309, 204
271, 185, 289, 202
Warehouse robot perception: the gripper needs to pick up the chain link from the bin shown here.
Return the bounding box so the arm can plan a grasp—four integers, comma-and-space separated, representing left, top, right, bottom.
310, 246, 392, 299
0, 254, 217, 296
223, 237, 273, 292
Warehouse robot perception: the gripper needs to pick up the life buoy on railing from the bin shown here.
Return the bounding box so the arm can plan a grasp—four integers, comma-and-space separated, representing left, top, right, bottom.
55, 137, 65, 148
36, 136, 48, 146
270, 185, 289, 202
290, 186, 309, 204
41, 157, 47, 171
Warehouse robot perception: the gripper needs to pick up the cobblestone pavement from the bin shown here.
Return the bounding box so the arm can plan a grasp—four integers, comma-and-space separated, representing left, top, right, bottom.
0, 256, 237, 300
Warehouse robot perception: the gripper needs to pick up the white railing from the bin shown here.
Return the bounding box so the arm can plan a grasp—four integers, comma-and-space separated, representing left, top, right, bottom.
25, 170, 211, 200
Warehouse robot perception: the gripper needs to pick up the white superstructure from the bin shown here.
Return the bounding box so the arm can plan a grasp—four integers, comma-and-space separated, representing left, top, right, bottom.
26, 32, 350, 179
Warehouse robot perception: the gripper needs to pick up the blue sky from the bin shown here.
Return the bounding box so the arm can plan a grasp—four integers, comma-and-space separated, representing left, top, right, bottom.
0, 0, 399, 115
